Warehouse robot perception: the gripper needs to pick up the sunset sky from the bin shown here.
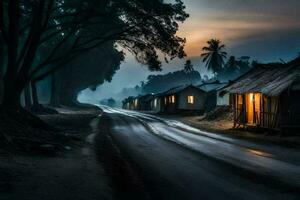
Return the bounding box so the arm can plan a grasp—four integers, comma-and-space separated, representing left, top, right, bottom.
79, 0, 300, 102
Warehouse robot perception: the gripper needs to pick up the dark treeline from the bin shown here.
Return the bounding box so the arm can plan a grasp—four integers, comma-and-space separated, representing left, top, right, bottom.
142, 69, 201, 94
120, 56, 254, 99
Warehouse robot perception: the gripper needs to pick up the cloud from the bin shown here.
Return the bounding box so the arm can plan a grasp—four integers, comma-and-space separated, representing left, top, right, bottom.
178, 0, 300, 57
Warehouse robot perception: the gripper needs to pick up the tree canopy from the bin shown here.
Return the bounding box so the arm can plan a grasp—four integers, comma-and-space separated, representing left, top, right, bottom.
0, 0, 189, 107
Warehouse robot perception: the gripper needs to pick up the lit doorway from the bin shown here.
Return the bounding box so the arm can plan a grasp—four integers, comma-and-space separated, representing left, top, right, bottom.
246, 93, 261, 125
246, 93, 254, 124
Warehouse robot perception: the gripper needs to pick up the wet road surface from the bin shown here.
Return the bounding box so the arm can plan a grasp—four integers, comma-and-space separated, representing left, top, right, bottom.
98, 105, 300, 200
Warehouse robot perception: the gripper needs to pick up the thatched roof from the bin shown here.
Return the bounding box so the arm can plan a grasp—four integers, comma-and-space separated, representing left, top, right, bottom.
220, 57, 300, 96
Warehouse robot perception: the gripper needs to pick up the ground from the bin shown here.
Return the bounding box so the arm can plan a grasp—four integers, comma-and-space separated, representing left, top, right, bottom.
0, 108, 116, 200
0, 106, 299, 200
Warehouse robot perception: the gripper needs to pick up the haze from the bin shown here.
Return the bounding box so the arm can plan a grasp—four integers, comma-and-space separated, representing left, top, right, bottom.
78, 0, 300, 103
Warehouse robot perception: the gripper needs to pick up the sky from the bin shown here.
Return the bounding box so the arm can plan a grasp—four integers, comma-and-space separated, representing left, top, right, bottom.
78, 0, 300, 103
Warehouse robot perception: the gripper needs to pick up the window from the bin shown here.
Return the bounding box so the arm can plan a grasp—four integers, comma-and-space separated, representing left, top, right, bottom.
170, 95, 175, 103
187, 96, 194, 104
154, 99, 157, 108
134, 99, 138, 107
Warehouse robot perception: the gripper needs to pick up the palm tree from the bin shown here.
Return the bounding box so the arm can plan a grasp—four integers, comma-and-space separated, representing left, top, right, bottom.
184, 60, 194, 73
201, 39, 227, 74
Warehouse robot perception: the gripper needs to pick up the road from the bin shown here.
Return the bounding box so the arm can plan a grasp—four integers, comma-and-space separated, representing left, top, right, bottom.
98, 105, 300, 200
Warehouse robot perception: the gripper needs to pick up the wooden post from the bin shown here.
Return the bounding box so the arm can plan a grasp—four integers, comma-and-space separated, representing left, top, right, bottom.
233, 94, 236, 128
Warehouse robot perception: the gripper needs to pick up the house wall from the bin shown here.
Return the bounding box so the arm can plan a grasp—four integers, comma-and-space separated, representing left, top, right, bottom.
232, 92, 282, 130
205, 91, 217, 112
165, 95, 177, 113
279, 90, 300, 128
217, 91, 230, 106
151, 97, 163, 112
177, 87, 205, 111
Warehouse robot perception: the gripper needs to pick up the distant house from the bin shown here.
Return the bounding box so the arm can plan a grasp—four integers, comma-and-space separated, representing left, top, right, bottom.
197, 81, 228, 111
156, 85, 206, 114
150, 93, 164, 112
220, 58, 300, 132
137, 94, 154, 111
122, 96, 135, 110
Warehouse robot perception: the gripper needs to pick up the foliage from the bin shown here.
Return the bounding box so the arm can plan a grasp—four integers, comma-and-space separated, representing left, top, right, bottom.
184, 60, 194, 73
142, 69, 202, 94
100, 97, 116, 107
217, 56, 254, 81
0, 0, 189, 107
201, 39, 227, 74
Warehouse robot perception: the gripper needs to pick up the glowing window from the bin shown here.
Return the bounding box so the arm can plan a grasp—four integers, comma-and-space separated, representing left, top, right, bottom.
187, 96, 194, 104
171, 95, 175, 103
154, 99, 157, 107
134, 99, 138, 107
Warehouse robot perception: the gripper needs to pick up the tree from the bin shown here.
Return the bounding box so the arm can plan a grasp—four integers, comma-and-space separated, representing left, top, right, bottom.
0, 0, 188, 109
184, 60, 194, 73
201, 39, 227, 74
49, 41, 124, 107
107, 98, 116, 107
141, 70, 202, 94
216, 55, 238, 81
225, 56, 238, 74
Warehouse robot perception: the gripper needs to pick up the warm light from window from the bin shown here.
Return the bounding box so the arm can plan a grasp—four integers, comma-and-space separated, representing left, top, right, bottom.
249, 93, 254, 102
171, 95, 175, 103
187, 96, 194, 104
134, 99, 138, 107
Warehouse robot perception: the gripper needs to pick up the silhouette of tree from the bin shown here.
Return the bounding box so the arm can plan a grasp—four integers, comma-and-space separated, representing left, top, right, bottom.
201, 39, 227, 74
0, 0, 189, 109
142, 70, 202, 94
184, 60, 194, 73
225, 56, 238, 74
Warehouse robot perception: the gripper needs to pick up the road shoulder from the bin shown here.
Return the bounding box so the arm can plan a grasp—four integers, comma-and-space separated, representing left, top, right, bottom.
0, 109, 114, 200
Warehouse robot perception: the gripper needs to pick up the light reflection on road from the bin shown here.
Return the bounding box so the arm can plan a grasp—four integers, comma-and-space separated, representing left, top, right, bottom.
98, 105, 300, 187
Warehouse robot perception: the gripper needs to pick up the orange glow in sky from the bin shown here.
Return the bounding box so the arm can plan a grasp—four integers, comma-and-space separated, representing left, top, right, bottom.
177, 0, 300, 57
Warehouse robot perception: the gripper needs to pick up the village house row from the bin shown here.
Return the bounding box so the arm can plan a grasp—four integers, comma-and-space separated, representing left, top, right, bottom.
122, 57, 300, 132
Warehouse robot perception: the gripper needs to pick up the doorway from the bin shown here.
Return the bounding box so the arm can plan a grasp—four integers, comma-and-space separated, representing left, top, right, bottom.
246, 93, 261, 125
246, 93, 254, 124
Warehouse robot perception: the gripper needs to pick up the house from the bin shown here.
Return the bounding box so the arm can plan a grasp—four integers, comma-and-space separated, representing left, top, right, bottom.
157, 85, 206, 114
150, 93, 164, 112
123, 94, 155, 111
219, 57, 300, 132
216, 84, 231, 107
137, 94, 154, 111
197, 81, 228, 111
122, 96, 135, 110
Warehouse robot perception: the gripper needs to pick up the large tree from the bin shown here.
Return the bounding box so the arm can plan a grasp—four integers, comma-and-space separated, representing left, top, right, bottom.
201, 39, 227, 74
49, 42, 124, 107
0, 0, 188, 109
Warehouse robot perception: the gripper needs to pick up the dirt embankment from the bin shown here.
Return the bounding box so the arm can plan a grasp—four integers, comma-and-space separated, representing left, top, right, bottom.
0, 108, 116, 200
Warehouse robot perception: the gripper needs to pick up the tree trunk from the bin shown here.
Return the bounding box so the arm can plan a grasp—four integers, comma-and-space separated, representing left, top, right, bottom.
2, 84, 22, 109
49, 73, 61, 106
31, 81, 39, 106
24, 83, 32, 110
